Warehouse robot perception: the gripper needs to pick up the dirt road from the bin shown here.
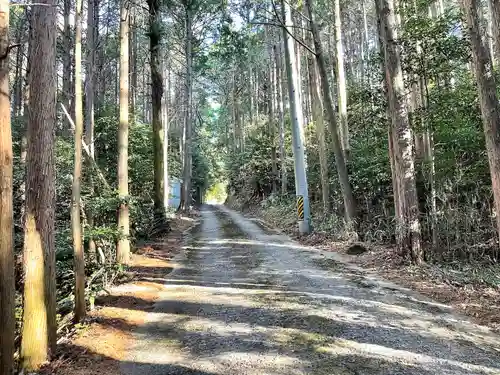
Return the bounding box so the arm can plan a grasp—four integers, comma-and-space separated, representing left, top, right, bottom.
121, 205, 500, 375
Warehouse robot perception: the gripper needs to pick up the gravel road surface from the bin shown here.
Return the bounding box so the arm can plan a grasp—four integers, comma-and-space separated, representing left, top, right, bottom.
121, 205, 500, 375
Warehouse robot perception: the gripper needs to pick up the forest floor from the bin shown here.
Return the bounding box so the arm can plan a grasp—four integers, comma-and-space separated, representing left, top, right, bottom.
236, 203, 500, 333
40, 214, 199, 375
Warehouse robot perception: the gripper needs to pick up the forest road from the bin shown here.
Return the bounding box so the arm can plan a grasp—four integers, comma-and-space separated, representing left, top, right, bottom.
121, 205, 500, 375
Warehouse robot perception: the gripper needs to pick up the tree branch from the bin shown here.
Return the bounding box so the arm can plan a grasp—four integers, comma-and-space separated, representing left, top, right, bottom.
270, 0, 316, 56
0, 44, 21, 60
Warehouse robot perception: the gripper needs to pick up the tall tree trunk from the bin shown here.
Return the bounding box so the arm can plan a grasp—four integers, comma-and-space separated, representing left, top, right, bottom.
305, 0, 357, 229
375, 0, 402, 227
267, 28, 277, 194
377, 0, 422, 263
306, 19, 330, 213
20, 17, 31, 226
73, 0, 86, 323
462, 0, 500, 253
181, 4, 193, 211
0, 2, 14, 373
117, 0, 130, 264
20, 0, 57, 369
362, 0, 370, 89
129, 6, 137, 116
249, 66, 254, 126
274, 41, 287, 194
85, 0, 97, 259
163, 63, 170, 211
12, 10, 27, 117
63, 0, 72, 112
488, 0, 500, 66
334, 0, 350, 160
148, 0, 165, 221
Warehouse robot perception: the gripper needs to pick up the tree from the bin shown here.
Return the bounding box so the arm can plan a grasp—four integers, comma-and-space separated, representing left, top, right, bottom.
377, 0, 422, 263
20, 0, 58, 369
148, 0, 166, 221
305, 0, 357, 228
85, 0, 98, 257
117, 0, 130, 264
488, 0, 500, 66
180, 0, 193, 211
274, 40, 287, 195
0, 1, 14, 373
333, 0, 350, 159
63, 0, 72, 112
308, 52, 330, 214
462, 0, 500, 252
73, 0, 86, 322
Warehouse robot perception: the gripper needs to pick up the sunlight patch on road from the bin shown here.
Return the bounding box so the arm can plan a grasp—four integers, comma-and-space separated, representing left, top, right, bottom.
318, 340, 500, 375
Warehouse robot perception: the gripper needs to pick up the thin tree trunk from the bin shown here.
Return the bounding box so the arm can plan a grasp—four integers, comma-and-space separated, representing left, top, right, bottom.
334, 0, 350, 160
305, 0, 357, 229
275, 40, 287, 195
73, 0, 86, 322
63, 0, 72, 112
0, 2, 14, 373
267, 28, 278, 194
489, 0, 500, 66
305, 14, 330, 213
129, 6, 137, 116
12, 11, 27, 117
181, 4, 193, 211
20, 0, 57, 369
163, 63, 169, 211
85, 0, 97, 258
462, 0, 500, 253
117, 0, 130, 264
377, 0, 422, 263
249, 66, 254, 126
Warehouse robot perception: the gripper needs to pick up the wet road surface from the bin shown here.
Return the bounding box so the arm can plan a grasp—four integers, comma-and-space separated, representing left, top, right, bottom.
122, 205, 500, 375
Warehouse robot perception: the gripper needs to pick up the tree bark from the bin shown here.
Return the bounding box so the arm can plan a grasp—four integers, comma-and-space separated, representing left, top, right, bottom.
117, 0, 130, 264
0, 2, 14, 373
462, 0, 500, 253
488, 0, 500, 66
148, 0, 165, 221
377, 0, 422, 263
129, 6, 137, 116
334, 0, 350, 160
249, 66, 254, 126
306, 28, 330, 213
85, 0, 97, 258
63, 0, 72, 112
73, 0, 86, 323
274, 40, 287, 195
181, 3, 193, 211
305, 0, 357, 229
267, 27, 277, 194
12, 10, 27, 117
20, 0, 57, 369
163, 63, 170, 211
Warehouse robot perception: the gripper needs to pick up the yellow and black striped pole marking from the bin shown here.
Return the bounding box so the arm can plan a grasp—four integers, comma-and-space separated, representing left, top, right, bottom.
297, 195, 304, 220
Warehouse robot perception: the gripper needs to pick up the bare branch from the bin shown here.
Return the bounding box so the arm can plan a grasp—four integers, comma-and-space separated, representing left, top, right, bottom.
10, 2, 54, 6
269, 0, 316, 56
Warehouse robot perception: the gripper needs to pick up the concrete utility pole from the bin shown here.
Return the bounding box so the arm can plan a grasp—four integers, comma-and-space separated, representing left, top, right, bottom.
281, 0, 311, 234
